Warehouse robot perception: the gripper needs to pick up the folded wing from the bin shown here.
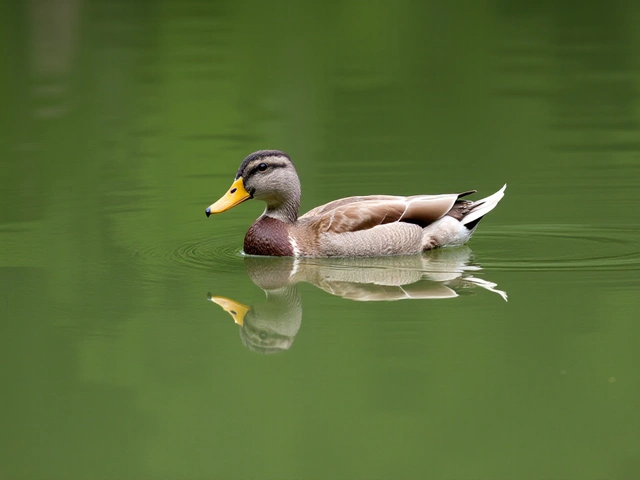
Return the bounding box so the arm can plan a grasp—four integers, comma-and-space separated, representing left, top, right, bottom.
300, 194, 465, 234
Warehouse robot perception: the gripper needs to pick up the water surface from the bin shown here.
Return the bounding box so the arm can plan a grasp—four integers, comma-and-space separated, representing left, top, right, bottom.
2, 2, 639, 479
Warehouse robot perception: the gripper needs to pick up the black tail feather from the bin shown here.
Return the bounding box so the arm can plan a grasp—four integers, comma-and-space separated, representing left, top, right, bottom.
464, 216, 484, 231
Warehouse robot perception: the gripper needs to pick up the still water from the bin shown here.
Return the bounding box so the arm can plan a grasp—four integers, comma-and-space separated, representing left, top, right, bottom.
2, 1, 640, 479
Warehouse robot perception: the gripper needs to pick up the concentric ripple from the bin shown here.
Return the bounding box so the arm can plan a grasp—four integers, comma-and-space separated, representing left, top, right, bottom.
128, 224, 640, 275
129, 230, 244, 273
478, 224, 640, 272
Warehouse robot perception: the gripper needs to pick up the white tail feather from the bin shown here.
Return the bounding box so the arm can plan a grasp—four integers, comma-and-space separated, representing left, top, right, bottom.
462, 184, 507, 227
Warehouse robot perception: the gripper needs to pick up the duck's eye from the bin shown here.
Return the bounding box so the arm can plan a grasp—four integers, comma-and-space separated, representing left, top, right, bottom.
257, 163, 268, 172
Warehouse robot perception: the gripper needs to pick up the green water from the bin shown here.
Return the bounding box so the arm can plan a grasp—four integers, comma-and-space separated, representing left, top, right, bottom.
2, 2, 640, 479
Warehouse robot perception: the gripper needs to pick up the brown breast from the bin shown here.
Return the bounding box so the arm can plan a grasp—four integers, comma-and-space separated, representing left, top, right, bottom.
244, 216, 294, 256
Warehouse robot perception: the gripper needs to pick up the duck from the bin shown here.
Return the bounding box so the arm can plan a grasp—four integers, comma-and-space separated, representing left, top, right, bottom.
205, 150, 506, 257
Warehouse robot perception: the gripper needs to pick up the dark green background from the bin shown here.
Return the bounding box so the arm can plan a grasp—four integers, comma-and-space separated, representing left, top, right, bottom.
2, 1, 639, 479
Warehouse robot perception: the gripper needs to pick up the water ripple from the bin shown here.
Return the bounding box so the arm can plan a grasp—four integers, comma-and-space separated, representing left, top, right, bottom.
129, 231, 244, 273
479, 224, 640, 272
128, 224, 640, 275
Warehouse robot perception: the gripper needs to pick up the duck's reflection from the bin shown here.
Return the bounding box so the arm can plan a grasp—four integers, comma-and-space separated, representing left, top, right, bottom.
208, 246, 507, 353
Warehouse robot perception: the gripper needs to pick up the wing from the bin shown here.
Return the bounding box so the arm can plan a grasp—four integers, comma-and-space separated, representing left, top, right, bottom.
299, 194, 465, 234
301, 195, 401, 218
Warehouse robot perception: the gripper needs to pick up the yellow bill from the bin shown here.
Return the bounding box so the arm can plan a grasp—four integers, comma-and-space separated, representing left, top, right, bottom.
206, 177, 250, 216
208, 295, 250, 326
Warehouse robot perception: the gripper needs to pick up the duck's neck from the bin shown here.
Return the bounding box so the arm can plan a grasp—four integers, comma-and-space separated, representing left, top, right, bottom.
263, 184, 301, 224
264, 200, 299, 224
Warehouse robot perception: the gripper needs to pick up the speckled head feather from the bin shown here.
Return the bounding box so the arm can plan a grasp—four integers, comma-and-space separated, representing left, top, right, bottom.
236, 150, 292, 179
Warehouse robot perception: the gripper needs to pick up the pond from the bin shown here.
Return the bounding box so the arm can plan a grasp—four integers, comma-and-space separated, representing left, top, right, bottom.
2, 2, 639, 479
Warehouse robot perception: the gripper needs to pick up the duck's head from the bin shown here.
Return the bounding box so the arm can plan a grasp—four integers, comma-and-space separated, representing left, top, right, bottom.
205, 150, 301, 223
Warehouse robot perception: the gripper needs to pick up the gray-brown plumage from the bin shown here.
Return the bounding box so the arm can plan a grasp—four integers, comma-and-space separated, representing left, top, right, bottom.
205, 150, 506, 257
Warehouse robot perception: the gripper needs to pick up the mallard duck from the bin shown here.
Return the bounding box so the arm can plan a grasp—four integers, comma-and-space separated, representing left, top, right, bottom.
205, 150, 506, 257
